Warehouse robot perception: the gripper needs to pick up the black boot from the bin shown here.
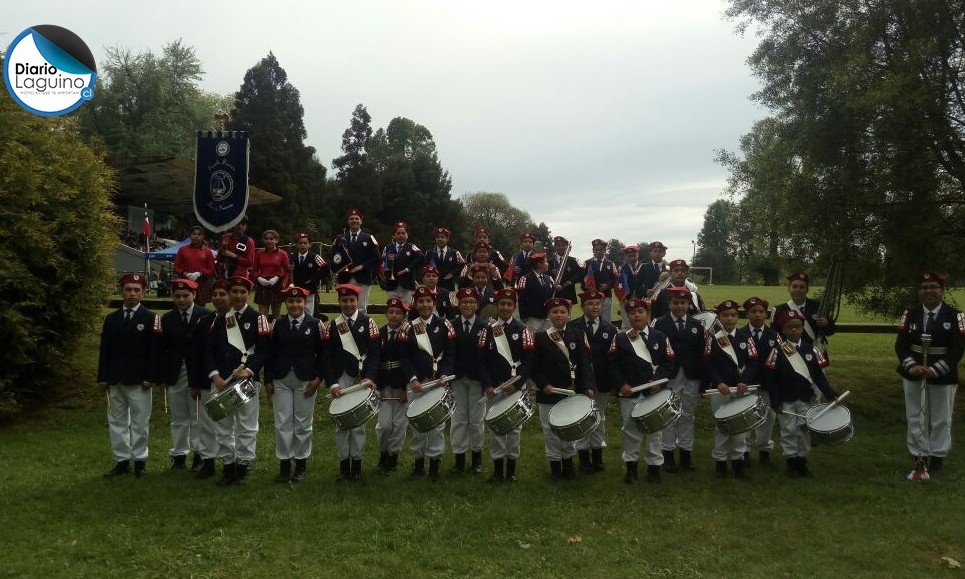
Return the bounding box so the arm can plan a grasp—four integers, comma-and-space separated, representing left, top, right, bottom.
189, 452, 203, 472
196, 458, 215, 479
104, 460, 130, 478
217, 463, 236, 486
578, 450, 593, 474
624, 461, 638, 484
351, 459, 362, 481
647, 464, 662, 484
506, 458, 518, 482
758, 450, 772, 466
411, 457, 426, 477
662, 450, 677, 473
429, 458, 442, 482
562, 457, 577, 479
233, 463, 250, 485
929, 456, 944, 477
489, 458, 505, 483
385, 454, 399, 474
170, 455, 187, 470
451, 453, 466, 474
679, 449, 695, 471
786, 457, 801, 478
743, 451, 752, 467
591, 448, 605, 472
471, 451, 483, 475
276, 459, 292, 483
715, 460, 728, 479
733, 459, 748, 479
336, 459, 351, 483
797, 456, 810, 477
550, 460, 563, 481
292, 459, 307, 483
377, 452, 388, 474
134, 460, 147, 479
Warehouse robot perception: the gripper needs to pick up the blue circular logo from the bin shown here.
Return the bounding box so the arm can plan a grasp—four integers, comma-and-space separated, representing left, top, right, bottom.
3, 25, 97, 117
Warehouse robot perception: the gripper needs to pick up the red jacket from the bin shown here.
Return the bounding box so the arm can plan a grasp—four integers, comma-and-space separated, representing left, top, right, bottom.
174, 244, 215, 278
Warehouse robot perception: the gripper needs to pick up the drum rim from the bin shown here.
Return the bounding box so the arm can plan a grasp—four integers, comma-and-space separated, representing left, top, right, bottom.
806, 404, 851, 430
488, 389, 525, 414
632, 389, 673, 414
549, 396, 594, 426
330, 388, 374, 412
714, 394, 760, 418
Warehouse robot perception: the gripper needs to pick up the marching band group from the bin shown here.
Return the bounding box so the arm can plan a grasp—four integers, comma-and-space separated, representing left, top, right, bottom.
98, 209, 965, 485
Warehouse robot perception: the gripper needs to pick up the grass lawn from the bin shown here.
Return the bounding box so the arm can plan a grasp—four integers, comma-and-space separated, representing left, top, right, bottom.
4, 288, 963, 577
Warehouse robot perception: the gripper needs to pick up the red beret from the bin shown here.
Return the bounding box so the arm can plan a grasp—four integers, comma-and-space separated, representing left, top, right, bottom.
787, 272, 809, 284
624, 297, 650, 312
544, 297, 572, 310
469, 263, 490, 275
212, 279, 231, 291
774, 309, 804, 329
456, 288, 480, 301
171, 279, 198, 292
918, 272, 946, 287
433, 227, 451, 237
385, 297, 408, 311
346, 208, 363, 218
553, 236, 569, 245
668, 259, 689, 269
293, 232, 310, 242
591, 238, 608, 248
119, 273, 147, 288
579, 289, 605, 302
422, 264, 440, 275
392, 221, 409, 233
412, 286, 436, 300
529, 252, 547, 264
667, 287, 691, 301
714, 299, 739, 313
622, 245, 640, 254
474, 227, 490, 237
520, 232, 535, 242
648, 241, 668, 250
281, 286, 310, 299
742, 297, 770, 311
494, 288, 517, 303
227, 276, 253, 291
335, 284, 361, 297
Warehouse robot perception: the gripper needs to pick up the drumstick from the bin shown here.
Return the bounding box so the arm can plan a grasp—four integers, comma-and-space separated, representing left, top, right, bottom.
809, 390, 851, 422
330, 378, 375, 398
548, 387, 577, 397
163, 386, 169, 414
702, 385, 760, 397
380, 397, 404, 401
418, 375, 456, 393
477, 375, 523, 403
106, 389, 112, 415
195, 395, 200, 422
630, 378, 669, 394
781, 410, 809, 419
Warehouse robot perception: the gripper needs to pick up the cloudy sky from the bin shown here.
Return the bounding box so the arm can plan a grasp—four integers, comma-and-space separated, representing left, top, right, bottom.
6, 1, 766, 260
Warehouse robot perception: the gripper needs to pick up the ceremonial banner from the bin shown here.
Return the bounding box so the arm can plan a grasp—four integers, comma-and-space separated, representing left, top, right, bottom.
193, 131, 250, 233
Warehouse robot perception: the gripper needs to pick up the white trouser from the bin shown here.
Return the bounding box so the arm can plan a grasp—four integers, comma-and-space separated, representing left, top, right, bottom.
487, 391, 521, 459
376, 387, 408, 454
661, 369, 700, 451
600, 297, 613, 324
304, 294, 316, 318
348, 277, 372, 313
334, 373, 367, 460
576, 392, 610, 451
903, 378, 957, 458
524, 318, 551, 333
386, 288, 414, 307
450, 377, 486, 454
538, 402, 576, 461
751, 404, 777, 452
168, 363, 203, 457
709, 393, 749, 461
213, 382, 259, 464
273, 371, 318, 460
778, 400, 811, 458
619, 397, 664, 465
198, 386, 219, 460
108, 384, 152, 461
408, 387, 446, 459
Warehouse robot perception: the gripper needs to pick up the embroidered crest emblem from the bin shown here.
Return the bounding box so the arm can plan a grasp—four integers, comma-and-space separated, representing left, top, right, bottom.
136, 323, 144, 331
739, 342, 747, 350
691, 327, 699, 334
512, 333, 520, 340
568, 342, 576, 350
243, 322, 251, 330
943, 322, 951, 330
805, 354, 813, 361
602, 332, 609, 339
305, 327, 311, 335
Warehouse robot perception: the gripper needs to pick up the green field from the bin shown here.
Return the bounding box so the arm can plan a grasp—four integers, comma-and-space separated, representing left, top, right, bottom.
3, 286, 964, 578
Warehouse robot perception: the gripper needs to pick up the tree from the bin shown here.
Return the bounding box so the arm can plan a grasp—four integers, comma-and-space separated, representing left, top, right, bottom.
460, 192, 540, 254
605, 239, 625, 264
331, 104, 381, 231
229, 52, 326, 238
0, 96, 120, 420
722, 0, 965, 314
695, 201, 739, 284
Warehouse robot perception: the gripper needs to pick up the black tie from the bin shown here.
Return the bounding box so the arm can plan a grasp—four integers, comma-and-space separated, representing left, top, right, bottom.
351, 233, 358, 244
587, 320, 595, 337
676, 318, 685, 333
464, 320, 471, 334
291, 318, 298, 333
124, 309, 133, 327
181, 311, 189, 326
389, 329, 396, 341
299, 254, 305, 265
754, 329, 761, 342
439, 249, 444, 262
925, 311, 935, 333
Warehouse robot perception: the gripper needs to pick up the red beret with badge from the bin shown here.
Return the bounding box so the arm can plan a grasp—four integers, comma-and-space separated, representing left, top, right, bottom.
171, 279, 199, 292
623, 245, 640, 254
385, 297, 408, 311
227, 276, 253, 291
422, 264, 440, 275
529, 252, 547, 264
579, 290, 605, 302
335, 284, 361, 298
346, 208, 363, 219
433, 227, 451, 238
457, 288, 480, 301
774, 309, 804, 329
119, 273, 147, 288
624, 297, 650, 312
787, 272, 809, 284
918, 272, 946, 287
281, 286, 310, 299
714, 300, 739, 313
668, 259, 689, 269
494, 288, 517, 303
412, 286, 437, 300
667, 287, 692, 300
649, 241, 668, 250
742, 296, 770, 311
543, 297, 572, 310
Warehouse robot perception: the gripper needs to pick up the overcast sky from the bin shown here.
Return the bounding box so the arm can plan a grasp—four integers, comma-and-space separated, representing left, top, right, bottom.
6, 1, 766, 261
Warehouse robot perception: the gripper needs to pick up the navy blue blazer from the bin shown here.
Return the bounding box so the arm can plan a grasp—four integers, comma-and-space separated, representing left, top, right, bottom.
264, 315, 327, 383
151, 305, 211, 385
98, 304, 156, 385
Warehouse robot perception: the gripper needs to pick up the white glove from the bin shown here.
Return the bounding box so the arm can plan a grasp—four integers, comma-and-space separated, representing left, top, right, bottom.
257, 277, 270, 287
186, 272, 201, 281
268, 276, 279, 286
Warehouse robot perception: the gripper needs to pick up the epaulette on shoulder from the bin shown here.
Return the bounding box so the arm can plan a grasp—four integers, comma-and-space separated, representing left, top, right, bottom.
522, 328, 535, 350
765, 348, 778, 369
896, 310, 909, 332
815, 348, 829, 368
318, 321, 330, 340
702, 333, 713, 357
958, 311, 965, 336
257, 315, 271, 336
444, 319, 456, 339
369, 318, 381, 339
746, 336, 758, 359
153, 314, 163, 335
665, 339, 676, 359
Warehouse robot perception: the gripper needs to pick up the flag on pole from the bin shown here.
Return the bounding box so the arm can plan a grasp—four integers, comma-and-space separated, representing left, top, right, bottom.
142, 205, 151, 238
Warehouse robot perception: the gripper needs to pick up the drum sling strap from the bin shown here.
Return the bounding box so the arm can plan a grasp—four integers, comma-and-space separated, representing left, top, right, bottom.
547, 328, 576, 384
787, 300, 828, 355
411, 316, 442, 375
491, 320, 520, 377
225, 310, 255, 364
715, 330, 741, 370
626, 328, 655, 371
336, 314, 365, 376
782, 342, 822, 400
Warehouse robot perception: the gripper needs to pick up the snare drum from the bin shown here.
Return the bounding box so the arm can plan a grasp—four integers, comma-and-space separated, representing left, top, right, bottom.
205, 377, 259, 421
630, 389, 681, 434
806, 404, 855, 445
714, 394, 767, 435
406, 387, 456, 433
485, 390, 535, 436
329, 387, 380, 430
548, 395, 599, 442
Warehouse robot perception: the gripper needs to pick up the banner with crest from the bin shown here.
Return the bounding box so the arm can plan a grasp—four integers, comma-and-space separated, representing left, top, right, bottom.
193, 131, 250, 232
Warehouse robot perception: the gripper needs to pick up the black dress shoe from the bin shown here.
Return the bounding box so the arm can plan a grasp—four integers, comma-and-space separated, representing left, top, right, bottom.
350, 459, 362, 481
234, 463, 250, 485
217, 463, 237, 486
411, 458, 426, 477
292, 458, 307, 483
715, 460, 728, 479
505, 458, 518, 482
276, 459, 292, 483
104, 460, 130, 478
623, 461, 638, 484
189, 453, 203, 472
170, 455, 187, 470
336, 459, 351, 483
195, 458, 215, 479
471, 451, 482, 474
134, 460, 147, 479
662, 450, 677, 473
488, 458, 504, 484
